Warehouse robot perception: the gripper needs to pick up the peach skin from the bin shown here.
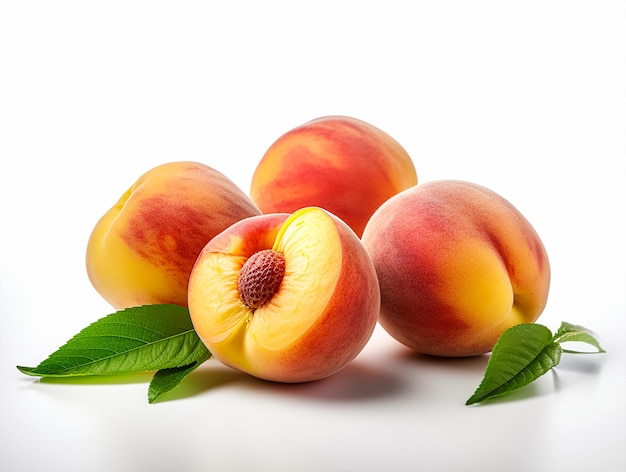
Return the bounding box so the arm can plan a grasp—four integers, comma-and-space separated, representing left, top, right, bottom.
250, 115, 417, 237
188, 207, 380, 382
86, 161, 261, 309
361, 180, 551, 357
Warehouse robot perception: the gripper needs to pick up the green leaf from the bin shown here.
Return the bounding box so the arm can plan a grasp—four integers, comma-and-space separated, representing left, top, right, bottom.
466, 324, 562, 405
552, 321, 606, 354
148, 350, 212, 404
17, 304, 210, 377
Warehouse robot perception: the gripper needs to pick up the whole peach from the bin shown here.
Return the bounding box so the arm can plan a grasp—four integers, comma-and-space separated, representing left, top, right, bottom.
86, 161, 261, 309
250, 115, 417, 237
361, 180, 550, 357
188, 207, 380, 382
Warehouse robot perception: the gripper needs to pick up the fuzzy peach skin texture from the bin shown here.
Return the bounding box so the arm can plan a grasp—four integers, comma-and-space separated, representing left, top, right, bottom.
86, 161, 261, 309
188, 207, 380, 382
250, 115, 417, 237
361, 180, 551, 357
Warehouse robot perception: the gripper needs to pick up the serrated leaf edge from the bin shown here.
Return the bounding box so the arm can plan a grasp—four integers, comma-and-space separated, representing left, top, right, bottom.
17, 304, 208, 377
148, 350, 212, 404
466, 320, 607, 405
466, 341, 562, 405
19, 329, 207, 377
552, 321, 606, 353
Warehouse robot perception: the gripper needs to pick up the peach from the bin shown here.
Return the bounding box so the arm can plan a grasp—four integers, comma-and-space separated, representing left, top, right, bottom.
250, 115, 417, 237
188, 207, 380, 382
86, 161, 261, 309
361, 180, 550, 357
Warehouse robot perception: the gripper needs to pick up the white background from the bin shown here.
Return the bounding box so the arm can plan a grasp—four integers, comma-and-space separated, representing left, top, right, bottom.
1, 1, 625, 471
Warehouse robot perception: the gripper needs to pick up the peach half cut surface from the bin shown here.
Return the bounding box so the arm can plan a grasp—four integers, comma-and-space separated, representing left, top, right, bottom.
188, 207, 380, 383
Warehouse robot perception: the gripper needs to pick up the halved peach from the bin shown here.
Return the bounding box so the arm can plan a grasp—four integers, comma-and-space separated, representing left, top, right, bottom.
188, 207, 380, 382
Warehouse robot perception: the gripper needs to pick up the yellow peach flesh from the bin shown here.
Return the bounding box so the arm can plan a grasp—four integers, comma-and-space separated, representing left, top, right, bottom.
256, 208, 341, 350
189, 208, 342, 370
